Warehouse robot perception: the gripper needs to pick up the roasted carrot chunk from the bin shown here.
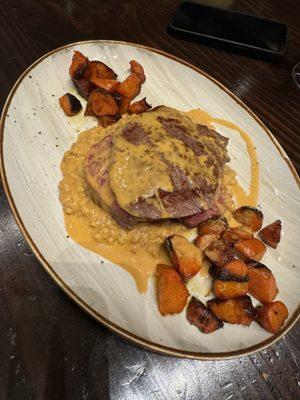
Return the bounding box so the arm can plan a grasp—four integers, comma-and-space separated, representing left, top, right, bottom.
222, 226, 253, 244
187, 297, 223, 333
156, 264, 189, 316
116, 73, 142, 100
59, 93, 82, 116
214, 280, 249, 299
259, 220, 282, 249
165, 235, 202, 280
208, 296, 256, 326
198, 217, 228, 238
69, 51, 89, 79
84, 60, 117, 80
209, 259, 249, 282
195, 234, 219, 251
128, 98, 151, 114
256, 301, 288, 333
234, 238, 266, 261
247, 261, 278, 303
98, 113, 121, 127
204, 240, 235, 267
85, 89, 118, 117
130, 60, 146, 83
89, 78, 120, 93
233, 206, 263, 231
73, 78, 94, 99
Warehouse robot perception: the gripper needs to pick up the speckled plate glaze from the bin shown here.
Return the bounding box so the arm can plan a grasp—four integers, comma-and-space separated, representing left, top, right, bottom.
1, 41, 299, 360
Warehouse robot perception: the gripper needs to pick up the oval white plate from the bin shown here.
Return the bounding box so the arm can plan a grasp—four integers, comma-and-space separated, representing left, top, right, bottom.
1, 41, 299, 359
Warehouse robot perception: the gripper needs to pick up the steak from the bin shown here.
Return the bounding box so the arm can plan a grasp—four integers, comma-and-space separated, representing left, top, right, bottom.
109, 106, 229, 220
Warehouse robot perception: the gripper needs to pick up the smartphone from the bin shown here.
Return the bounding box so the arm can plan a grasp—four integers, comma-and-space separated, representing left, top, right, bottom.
168, 1, 288, 61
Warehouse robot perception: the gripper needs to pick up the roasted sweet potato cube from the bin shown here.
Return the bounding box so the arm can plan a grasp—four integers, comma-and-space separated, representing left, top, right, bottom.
234, 238, 266, 261
69, 51, 89, 79
207, 296, 256, 326
84, 60, 117, 80
59, 93, 82, 116
187, 297, 223, 333
90, 78, 120, 93
256, 301, 288, 333
156, 264, 189, 316
204, 240, 235, 267
259, 220, 282, 249
98, 113, 121, 127
214, 280, 249, 299
128, 98, 151, 114
73, 78, 94, 99
247, 261, 278, 303
198, 217, 228, 238
195, 234, 219, 251
209, 259, 249, 281
222, 226, 253, 244
130, 60, 146, 83
116, 73, 142, 100
233, 206, 263, 231
165, 235, 202, 280
85, 89, 118, 117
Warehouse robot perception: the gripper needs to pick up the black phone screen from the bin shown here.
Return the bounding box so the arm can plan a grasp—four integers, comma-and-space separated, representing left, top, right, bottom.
170, 2, 288, 56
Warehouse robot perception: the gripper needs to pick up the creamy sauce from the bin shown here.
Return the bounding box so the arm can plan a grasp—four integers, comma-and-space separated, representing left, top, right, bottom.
187, 109, 259, 207
60, 108, 259, 293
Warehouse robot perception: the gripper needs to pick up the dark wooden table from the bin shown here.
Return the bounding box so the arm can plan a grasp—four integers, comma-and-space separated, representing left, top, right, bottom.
1, 1, 299, 399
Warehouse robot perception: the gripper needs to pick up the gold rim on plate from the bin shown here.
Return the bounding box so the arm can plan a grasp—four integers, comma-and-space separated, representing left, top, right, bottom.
0, 40, 299, 360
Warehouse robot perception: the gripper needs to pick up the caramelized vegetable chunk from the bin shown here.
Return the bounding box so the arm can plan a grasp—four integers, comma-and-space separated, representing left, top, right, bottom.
222, 226, 253, 244
198, 217, 228, 238
130, 60, 146, 83
112, 93, 131, 114
98, 113, 121, 127
195, 234, 219, 251
73, 78, 94, 99
90, 78, 120, 93
59, 93, 82, 116
209, 259, 249, 282
247, 261, 278, 303
214, 280, 249, 299
85, 89, 118, 117
256, 301, 288, 333
117, 73, 142, 100
234, 238, 266, 261
204, 240, 235, 267
69, 51, 89, 79
84, 60, 117, 80
156, 264, 189, 315
187, 297, 223, 333
128, 98, 151, 114
259, 220, 281, 249
208, 296, 256, 326
165, 235, 202, 280
233, 206, 263, 231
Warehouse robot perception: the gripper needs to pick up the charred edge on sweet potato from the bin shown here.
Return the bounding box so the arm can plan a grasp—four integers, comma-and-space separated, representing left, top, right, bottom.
69, 51, 89, 80
222, 226, 253, 244
207, 296, 256, 326
209, 259, 249, 282
128, 98, 151, 114
195, 234, 219, 252
73, 78, 95, 99
165, 235, 202, 280
130, 60, 146, 83
233, 206, 263, 231
59, 93, 82, 116
259, 220, 282, 249
204, 240, 235, 267
85, 89, 118, 117
187, 297, 223, 333
247, 261, 278, 303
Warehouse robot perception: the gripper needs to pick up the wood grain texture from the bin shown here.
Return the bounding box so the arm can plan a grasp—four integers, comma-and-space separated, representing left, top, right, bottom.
0, 0, 299, 399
